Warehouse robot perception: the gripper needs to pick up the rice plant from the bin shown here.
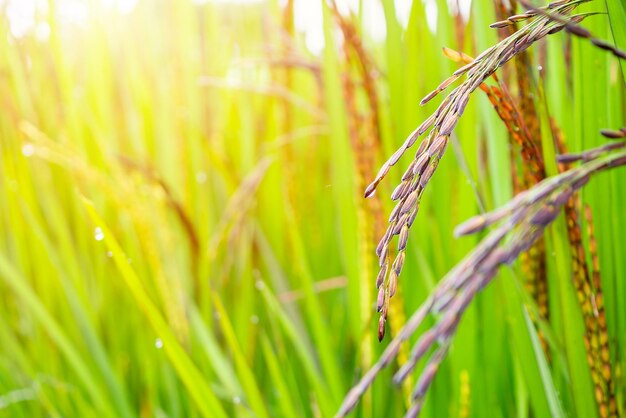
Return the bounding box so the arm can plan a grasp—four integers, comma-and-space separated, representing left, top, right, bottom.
0, 0, 624, 418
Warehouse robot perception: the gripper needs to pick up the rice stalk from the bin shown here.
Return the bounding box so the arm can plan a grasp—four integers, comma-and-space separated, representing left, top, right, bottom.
585, 205, 619, 417
585, 204, 618, 418
517, 0, 626, 60
504, 1, 551, 328
490, 0, 579, 28
335, 22, 377, 411
328, 3, 413, 406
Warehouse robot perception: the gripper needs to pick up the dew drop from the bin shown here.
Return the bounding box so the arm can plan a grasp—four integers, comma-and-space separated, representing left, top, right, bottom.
21, 143, 35, 157
196, 171, 207, 184
94, 227, 105, 241
106, 251, 113, 258
155, 338, 163, 349
250, 315, 259, 325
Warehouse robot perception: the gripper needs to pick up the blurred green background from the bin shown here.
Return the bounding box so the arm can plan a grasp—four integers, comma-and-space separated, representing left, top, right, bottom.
0, 0, 625, 417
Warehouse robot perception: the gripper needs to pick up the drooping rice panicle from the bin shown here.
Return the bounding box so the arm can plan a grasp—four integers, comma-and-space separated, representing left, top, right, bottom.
367, 0, 591, 340
340, 144, 626, 417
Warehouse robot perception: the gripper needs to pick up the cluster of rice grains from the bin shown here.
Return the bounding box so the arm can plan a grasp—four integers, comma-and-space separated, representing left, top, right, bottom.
339, 0, 626, 416
329, 0, 396, 375
366, 0, 587, 342
340, 140, 626, 417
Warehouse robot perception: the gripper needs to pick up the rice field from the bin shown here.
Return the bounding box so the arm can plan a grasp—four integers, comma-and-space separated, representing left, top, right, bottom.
0, 0, 625, 417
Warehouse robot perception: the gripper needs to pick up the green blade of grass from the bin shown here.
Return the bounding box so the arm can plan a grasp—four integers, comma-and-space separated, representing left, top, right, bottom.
17, 198, 134, 418
605, 0, 626, 84
81, 197, 228, 418
259, 335, 301, 418
211, 293, 270, 418
522, 307, 565, 418
320, 0, 362, 349
255, 277, 335, 416
0, 254, 114, 416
